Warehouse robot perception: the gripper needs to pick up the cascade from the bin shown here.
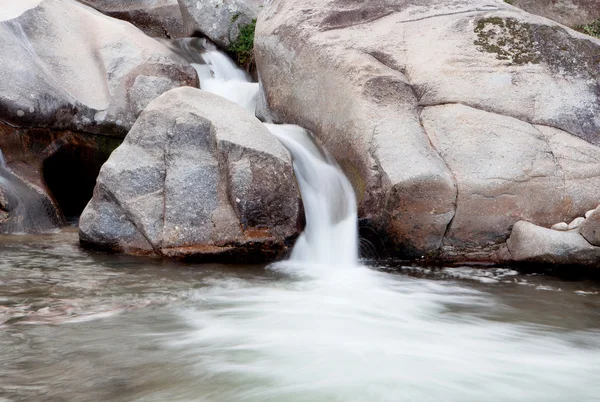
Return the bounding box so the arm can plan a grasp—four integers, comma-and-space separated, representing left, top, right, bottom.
169, 39, 358, 265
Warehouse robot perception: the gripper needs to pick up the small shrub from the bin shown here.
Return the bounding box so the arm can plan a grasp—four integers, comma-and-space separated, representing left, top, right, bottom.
575, 19, 600, 38
228, 17, 256, 71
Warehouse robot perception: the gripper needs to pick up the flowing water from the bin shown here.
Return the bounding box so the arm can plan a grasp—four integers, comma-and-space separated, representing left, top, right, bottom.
1, 231, 599, 401
2, 41, 600, 401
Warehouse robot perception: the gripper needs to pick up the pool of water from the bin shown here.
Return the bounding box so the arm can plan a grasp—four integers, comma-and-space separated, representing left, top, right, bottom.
1, 230, 599, 401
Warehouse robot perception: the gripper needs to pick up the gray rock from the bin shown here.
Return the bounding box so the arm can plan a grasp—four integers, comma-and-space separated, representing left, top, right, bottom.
79, 87, 300, 260
507, 221, 600, 266
580, 207, 600, 246
509, 0, 600, 28
551, 222, 569, 231
177, 0, 262, 48
0, 0, 198, 137
568, 216, 586, 230
255, 0, 600, 258
77, 0, 186, 38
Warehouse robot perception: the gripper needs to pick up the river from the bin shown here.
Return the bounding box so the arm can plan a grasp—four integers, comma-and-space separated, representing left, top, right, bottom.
1, 230, 599, 401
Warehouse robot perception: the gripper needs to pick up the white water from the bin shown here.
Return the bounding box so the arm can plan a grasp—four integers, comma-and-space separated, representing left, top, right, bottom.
265, 124, 358, 267
162, 43, 600, 401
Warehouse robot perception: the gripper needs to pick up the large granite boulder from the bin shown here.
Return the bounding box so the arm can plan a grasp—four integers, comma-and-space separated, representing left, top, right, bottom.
77, 0, 186, 38
509, 0, 600, 28
177, 0, 262, 48
79, 87, 300, 261
255, 0, 600, 259
0, 0, 198, 138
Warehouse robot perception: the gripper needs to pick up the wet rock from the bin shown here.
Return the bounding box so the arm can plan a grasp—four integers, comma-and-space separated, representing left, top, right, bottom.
177, 0, 262, 48
551, 222, 569, 231
580, 207, 600, 246
79, 87, 300, 261
509, 0, 600, 28
77, 0, 185, 38
255, 0, 600, 259
568, 217, 586, 230
507, 221, 600, 266
0, 0, 198, 137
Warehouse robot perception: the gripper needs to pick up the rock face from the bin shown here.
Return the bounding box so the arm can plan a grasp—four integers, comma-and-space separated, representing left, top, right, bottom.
0, 0, 198, 138
177, 0, 262, 48
509, 0, 600, 28
77, 0, 186, 38
79, 87, 300, 261
580, 207, 600, 246
255, 0, 600, 259
506, 221, 600, 266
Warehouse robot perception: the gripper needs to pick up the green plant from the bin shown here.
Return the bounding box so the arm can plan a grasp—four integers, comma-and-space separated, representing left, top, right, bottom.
228, 17, 256, 70
575, 19, 600, 38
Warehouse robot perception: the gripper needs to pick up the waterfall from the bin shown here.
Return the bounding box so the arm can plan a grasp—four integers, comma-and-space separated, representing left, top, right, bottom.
167, 38, 358, 265
265, 124, 358, 266
0, 149, 62, 234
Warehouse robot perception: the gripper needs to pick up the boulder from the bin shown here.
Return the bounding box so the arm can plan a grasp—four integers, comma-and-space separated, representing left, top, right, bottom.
79, 87, 300, 261
177, 0, 262, 48
508, 0, 600, 28
77, 0, 186, 38
0, 0, 198, 138
580, 207, 600, 246
255, 0, 600, 259
506, 221, 600, 266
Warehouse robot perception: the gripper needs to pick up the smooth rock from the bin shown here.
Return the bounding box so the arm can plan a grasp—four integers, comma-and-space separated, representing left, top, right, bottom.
255, 0, 600, 258
509, 0, 600, 28
79, 87, 300, 261
580, 208, 600, 246
0, 0, 198, 137
77, 0, 185, 38
551, 222, 569, 231
507, 221, 600, 265
177, 0, 262, 48
568, 216, 586, 230
585, 209, 595, 219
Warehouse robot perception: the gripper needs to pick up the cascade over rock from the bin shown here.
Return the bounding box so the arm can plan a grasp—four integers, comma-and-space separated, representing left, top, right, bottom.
255, 0, 600, 261
76, 0, 186, 39
79, 87, 300, 260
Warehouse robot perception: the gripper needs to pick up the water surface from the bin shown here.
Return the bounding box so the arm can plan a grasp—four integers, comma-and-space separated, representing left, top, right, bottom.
1, 231, 599, 401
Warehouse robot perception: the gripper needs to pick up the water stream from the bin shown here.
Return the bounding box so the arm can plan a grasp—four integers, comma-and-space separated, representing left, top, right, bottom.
1, 41, 600, 401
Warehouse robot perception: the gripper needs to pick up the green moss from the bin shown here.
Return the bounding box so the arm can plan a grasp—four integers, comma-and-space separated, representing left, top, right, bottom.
228, 17, 256, 70
504, 0, 515, 4
575, 19, 600, 38
474, 17, 540, 65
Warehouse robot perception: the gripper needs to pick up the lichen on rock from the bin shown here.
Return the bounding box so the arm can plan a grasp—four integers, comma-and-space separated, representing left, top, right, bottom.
474, 17, 540, 65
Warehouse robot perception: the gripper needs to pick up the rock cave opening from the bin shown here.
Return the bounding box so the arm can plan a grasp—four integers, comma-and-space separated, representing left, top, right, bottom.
42, 143, 109, 222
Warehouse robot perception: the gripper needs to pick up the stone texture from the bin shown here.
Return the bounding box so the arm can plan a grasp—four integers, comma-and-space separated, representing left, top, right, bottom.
255, 0, 600, 259
79, 87, 300, 261
509, 0, 600, 28
507, 221, 600, 266
551, 222, 569, 231
77, 0, 186, 38
177, 0, 263, 48
580, 207, 600, 246
0, 0, 198, 138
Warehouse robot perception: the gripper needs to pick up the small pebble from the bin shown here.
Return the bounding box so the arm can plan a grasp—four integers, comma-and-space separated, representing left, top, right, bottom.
551, 222, 569, 231
585, 209, 595, 219
16, 110, 24, 117
568, 217, 586, 230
